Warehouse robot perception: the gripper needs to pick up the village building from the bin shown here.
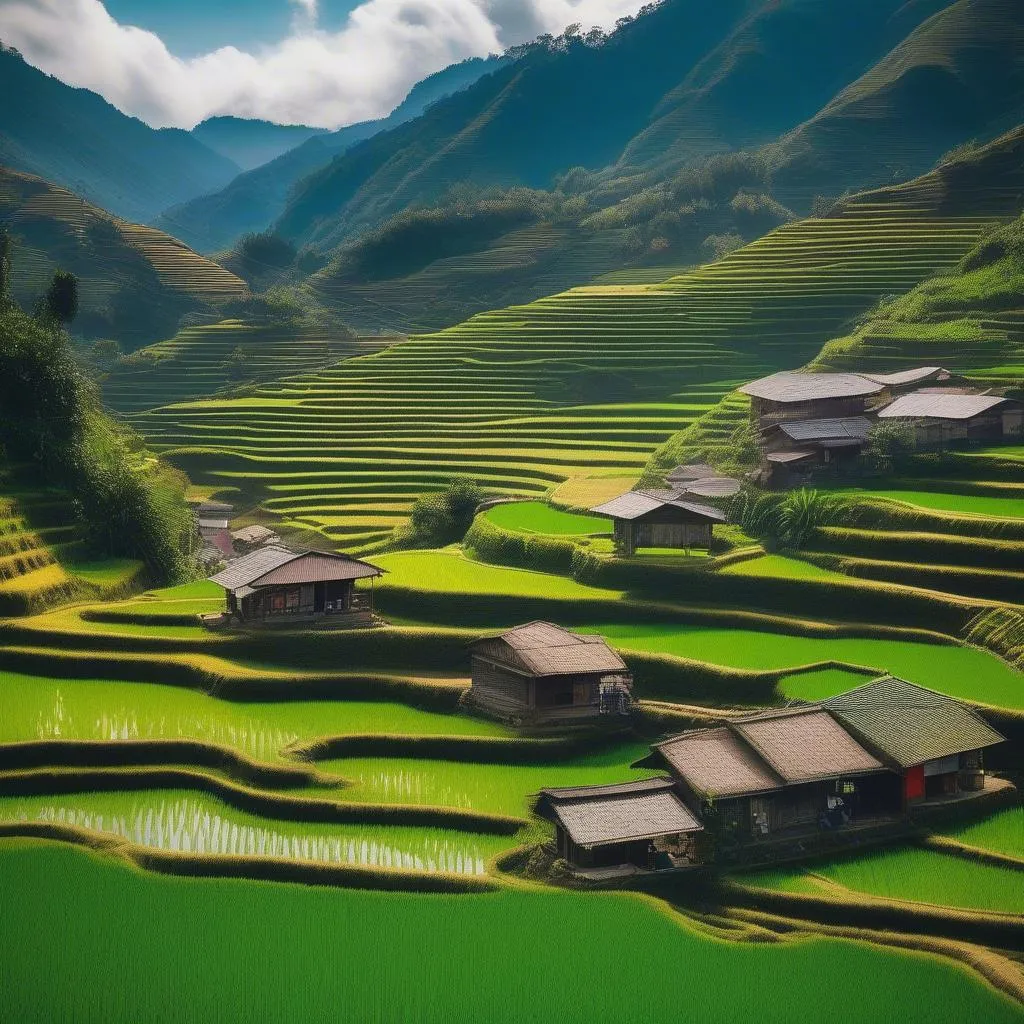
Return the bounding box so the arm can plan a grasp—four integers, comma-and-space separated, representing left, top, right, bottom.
664, 465, 742, 499
538, 676, 1005, 873
822, 676, 1004, 802
760, 416, 873, 485
192, 501, 234, 561
536, 778, 703, 872
590, 490, 727, 556
664, 463, 718, 487
207, 546, 383, 628
877, 391, 1023, 446
467, 622, 633, 725
231, 523, 280, 554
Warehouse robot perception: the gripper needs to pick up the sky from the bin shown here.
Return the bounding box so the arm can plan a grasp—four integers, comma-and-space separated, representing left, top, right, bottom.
0, 0, 649, 130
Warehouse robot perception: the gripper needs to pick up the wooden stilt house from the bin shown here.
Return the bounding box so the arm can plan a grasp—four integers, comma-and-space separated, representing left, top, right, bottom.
589, 490, 727, 556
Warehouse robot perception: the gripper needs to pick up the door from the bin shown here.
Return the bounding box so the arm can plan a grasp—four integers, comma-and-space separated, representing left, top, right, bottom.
750, 798, 771, 837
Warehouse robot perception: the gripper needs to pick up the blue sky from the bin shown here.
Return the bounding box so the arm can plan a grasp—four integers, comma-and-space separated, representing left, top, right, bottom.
103, 0, 359, 56
0, 0, 647, 128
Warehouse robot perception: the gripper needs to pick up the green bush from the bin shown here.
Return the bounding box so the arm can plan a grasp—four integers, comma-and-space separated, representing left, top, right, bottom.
398, 478, 487, 547
464, 515, 578, 574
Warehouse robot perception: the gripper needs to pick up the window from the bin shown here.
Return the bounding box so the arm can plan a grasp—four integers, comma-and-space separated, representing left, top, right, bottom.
271, 593, 286, 612
285, 588, 300, 611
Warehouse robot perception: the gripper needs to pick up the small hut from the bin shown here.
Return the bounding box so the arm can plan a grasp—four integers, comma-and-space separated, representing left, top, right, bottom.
536, 778, 703, 872
208, 546, 383, 628
877, 391, 1022, 447
467, 622, 632, 725
590, 490, 726, 556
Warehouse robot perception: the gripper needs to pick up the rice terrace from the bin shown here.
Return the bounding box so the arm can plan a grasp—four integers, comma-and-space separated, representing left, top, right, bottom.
3, 1, 1024, 1021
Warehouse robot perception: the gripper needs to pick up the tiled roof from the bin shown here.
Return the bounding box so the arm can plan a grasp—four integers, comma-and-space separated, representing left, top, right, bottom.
209, 546, 298, 590
681, 476, 742, 498
821, 676, 1005, 768
541, 777, 676, 801
591, 490, 728, 523
544, 779, 703, 846
656, 727, 783, 799
878, 392, 1011, 421
231, 524, 278, 544
730, 707, 883, 783
777, 417, 872, 442
208, 546, 382, 591
472, 621, 628, 676
739, 372, 885, 403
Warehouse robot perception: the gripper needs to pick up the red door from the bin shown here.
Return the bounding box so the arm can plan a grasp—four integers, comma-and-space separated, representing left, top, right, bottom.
904, 764, 925, 802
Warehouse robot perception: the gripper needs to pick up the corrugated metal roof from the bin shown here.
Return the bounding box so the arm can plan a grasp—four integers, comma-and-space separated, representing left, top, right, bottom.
730, 708, 883, 784
863, 367, 950, 386
739, 372, 884, 403
656, 727, 783, 799
472, 622, 628, 677
591, 490, 728, 523
878, 392, 1011, 421
822, 676, 1005, 768
681, 476, 742, 498
666, 463, 717, 482
549, 786, 703, 847
254, 552, 382, 586
777, 417, 872, 442
208, 545, 298, 590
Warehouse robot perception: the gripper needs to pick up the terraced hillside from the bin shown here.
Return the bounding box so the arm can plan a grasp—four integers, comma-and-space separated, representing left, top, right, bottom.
102, 321, 395, 413
0, 467, 144, 615
130, 198, 997, 548
0, 166, 247, 345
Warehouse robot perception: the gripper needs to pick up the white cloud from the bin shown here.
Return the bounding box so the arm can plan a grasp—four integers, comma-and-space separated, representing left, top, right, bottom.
0, 0, 648, 129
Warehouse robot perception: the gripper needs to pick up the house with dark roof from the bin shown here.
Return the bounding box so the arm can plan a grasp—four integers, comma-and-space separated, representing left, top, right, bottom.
207, 546, 384, 628
589, 490, 728, 556
536, 778, 703, 871
467, 622, 632, 725
822, 676, 1005, 803
878, 390, 1022, 446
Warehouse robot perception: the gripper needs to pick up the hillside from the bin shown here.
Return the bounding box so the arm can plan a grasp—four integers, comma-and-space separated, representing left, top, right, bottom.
272, 0, 951, 254
127, 177, 997, 548
0, 45, 239, 223
768, 0, 1024, 203
0, 166, 247, 346
190, 118, 328, 171
156, 56, 507, 255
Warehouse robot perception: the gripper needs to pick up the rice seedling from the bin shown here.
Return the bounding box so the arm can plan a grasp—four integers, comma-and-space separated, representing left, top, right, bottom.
943, 808, 1024, 859
740, 846, 1024, 915
590, 623, 1024, 707
317, 741, 656, 816
2, 840, 1020, 1024
0, 791, 510, 874
0, 672, 510, 759
483, 501, 610, 536
718, 554, 843, 581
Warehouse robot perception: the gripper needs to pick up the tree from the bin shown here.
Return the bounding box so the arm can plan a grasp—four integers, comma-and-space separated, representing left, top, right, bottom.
863, 420, 915, 474
36, 269, 79, 327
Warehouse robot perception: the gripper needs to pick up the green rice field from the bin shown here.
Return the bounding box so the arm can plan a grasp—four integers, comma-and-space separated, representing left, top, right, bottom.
590, 624, 1024, 707
943, 807, 1024, 859
3, 841, 1019, 1024
0, 672, 509, 759
374, 549, 624, 601
0, 792, 508, 873
718, 554, 843, 580
832, 490, 1024, 520
483, 501, 610, 536
318, 741, 656, 816
740, 846, 1024, 915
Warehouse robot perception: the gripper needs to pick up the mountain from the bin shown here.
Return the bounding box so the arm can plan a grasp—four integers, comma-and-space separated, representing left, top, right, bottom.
0, 165, 247, 347
190, 117, 329, 171
155, 56, 507, 254
768, 0, 1024, 204
272, 0, 946, 253
0, 45, 240, 223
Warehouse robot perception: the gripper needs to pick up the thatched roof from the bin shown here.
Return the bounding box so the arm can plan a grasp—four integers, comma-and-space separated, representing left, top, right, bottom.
739, 372, 885, 403
655, 727, 783, 799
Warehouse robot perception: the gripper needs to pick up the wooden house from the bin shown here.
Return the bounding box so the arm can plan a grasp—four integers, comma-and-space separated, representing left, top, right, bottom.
590, 490, 727, 556
467, 622, 632, 725
739, 368, 953, 429
761, 416, 872, 486
231, 524, 280, 554
536, 778, 703, 871
208, 546, 383, 628
193, 501, 234, 559
656, 707, 893, 838
822, 676, 1005, 804
877, 391, 1023, 447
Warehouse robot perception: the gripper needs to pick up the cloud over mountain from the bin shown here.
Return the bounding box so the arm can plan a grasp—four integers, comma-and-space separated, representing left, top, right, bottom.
0, 0, 647, 128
